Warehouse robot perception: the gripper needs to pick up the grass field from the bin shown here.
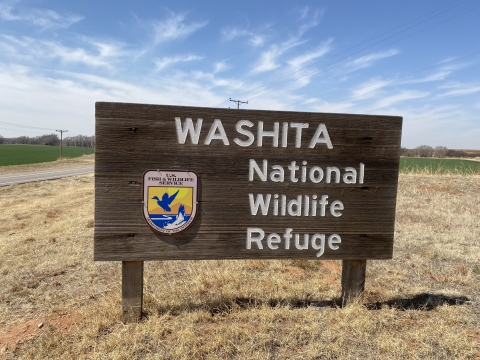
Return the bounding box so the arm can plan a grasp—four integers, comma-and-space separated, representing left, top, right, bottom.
400, 157, 480, 174
0, 169, 478, 359
0, 145, 93, 166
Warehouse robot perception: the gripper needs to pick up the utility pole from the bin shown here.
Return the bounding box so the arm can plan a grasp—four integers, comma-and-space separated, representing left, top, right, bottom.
229, 98, 248, 109
56, 129, 68, 159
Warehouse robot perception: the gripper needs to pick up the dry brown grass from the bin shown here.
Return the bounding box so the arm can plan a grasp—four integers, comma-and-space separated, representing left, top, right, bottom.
0, 173, 479, 359
0, 154, 94, 175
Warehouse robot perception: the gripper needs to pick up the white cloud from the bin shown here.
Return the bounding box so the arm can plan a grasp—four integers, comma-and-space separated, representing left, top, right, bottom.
345, 49, 399, 72
402, 70, 451, 84
298, 9, 325, 36
297, 6, 309, 20
310, 100, 356, 113
221, 27, 250, 42
152, 12, 207, 44
287, 39, 332, 70
0, 63, 228, 137
373, 90, 428, 109
350, 78, 391, 100
221, 27, 265, 47
278, 39, 333, 88
250, 35, 264, 47
251, 38, 307, 74
191, 71, 244, 89
0, 1, 83, 29
154, 54, 202, 71
0, 35, 125, 68
213, 61, 228, 73
438, 82, 480, 97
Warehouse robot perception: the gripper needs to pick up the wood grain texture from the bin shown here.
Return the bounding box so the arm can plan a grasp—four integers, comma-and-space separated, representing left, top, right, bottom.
122, 261, 143, 322
95, 102, 402, 261
341, 260, 367, 306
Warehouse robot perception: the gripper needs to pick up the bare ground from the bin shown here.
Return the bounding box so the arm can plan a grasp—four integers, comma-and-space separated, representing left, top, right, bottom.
0, 173, 479, 359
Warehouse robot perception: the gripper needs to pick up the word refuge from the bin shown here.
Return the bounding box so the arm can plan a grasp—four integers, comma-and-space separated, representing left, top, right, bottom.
175, 118, 333, 148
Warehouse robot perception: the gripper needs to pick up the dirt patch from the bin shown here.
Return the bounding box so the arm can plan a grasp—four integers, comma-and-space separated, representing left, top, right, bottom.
318, 260, 342, 286
0, 310, 82, 351
418, 184, 462, 195
284, 265, 306, 276
321, 260, 341, 274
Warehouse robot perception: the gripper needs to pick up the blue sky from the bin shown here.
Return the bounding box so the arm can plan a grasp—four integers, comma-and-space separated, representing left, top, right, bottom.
0, 0, 479, 149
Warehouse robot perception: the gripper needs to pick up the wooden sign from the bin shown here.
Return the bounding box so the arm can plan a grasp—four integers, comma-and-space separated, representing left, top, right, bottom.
94, 102, 402, 262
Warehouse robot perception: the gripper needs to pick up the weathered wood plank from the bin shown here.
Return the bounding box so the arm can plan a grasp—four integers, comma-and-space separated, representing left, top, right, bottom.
122, 261, 143, 322
95, 233, 393, 261
341, 260, 367, 306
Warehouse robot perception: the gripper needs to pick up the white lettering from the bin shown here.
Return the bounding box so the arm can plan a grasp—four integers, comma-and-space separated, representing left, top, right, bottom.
359, 163, 365, 184
287, 195, 302, 216
288, 161, 299, 183
330, 200, 344, 217
295, 234, 309, 250
175, 117, 202, 144
270, 165, 284, 182
328, 234, 341, 250
204, 119, 229, 145
267, 233, 281, 249
257, 121, 279, 147
284, 228, 293, 249
311, 234, 325, 257
248, 193, 271, 215
249, 159, 267, 181
290, 123, 309, 148
326, 166, 340, 183
234, 120, 254, 147
245, 228, 341, 258
247, 228, 264, 249
343, 167, 357, 184
309, 123, 333, 149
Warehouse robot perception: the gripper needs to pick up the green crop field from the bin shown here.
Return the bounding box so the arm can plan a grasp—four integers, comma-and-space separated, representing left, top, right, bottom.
400, 157, 480, 174
0, 144, 93, 166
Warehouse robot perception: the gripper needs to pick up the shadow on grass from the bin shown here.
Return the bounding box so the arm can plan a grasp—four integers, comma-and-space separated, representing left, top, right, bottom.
147, 293, 470, 318
364, 293, 471, 311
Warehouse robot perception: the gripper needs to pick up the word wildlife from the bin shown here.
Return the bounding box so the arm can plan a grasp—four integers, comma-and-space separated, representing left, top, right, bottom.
175, 117, 368, 258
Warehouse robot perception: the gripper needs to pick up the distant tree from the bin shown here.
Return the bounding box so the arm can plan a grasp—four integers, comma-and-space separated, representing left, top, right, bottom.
16, 136, 29, 144
446, 149, 467, 158
416, 145, 434, 157
433, 146, 448, 158
64, 134, 95, 148
38, 134, 60, 146
400, 147, 417, 157
0, 134, 4, 144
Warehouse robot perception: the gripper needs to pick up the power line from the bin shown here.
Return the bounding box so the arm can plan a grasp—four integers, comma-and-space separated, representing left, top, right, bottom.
0, 127, 54, 135
313, 50, 480, 104
221, 0, 472, 105
246, 4, 480, 102
0, 121, 57, 131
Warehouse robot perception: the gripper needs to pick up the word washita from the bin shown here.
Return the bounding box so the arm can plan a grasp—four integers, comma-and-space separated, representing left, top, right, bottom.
175, 118, 333, 148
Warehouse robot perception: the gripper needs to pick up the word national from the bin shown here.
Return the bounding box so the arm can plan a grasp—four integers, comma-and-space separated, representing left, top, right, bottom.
175, 118, 333, 148
249, 159, 365, 184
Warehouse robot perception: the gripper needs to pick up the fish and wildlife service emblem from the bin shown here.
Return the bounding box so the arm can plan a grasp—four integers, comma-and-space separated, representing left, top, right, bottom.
143, 170, 199, 234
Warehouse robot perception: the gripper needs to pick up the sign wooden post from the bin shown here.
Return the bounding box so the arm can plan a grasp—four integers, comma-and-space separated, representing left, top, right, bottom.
95, 102, 402, 321
122, 261, 143, 322
341, 259, 367, 306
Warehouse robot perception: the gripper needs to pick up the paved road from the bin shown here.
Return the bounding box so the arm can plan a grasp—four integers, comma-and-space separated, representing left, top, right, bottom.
0, 165, 94, 187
